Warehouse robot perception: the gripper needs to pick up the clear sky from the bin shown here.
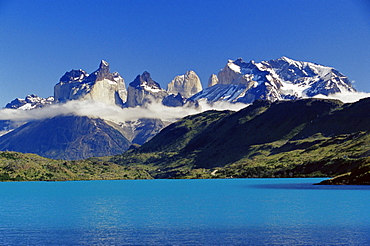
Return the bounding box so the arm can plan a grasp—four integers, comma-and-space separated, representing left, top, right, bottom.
0, 0, 369, 107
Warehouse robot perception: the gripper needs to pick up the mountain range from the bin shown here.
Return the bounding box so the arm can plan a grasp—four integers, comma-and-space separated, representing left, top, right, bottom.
0, 57, 359, 160
191, 56, 355, 103
6, 57, 356, 110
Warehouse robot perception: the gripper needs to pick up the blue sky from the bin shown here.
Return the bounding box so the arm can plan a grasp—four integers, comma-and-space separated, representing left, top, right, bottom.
0, 0, 369, 107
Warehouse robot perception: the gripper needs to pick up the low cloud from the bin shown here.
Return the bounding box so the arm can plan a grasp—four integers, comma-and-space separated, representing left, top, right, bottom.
312, 91, 370, 103
0, 99, 248, 123
1, 92, 369, 124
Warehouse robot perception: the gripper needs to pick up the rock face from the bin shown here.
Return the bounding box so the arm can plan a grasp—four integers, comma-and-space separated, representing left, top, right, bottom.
190, 57, 356, 104
162, 93, 185, 107
208, 74, 218, 87
0, 115, 131, 160
167, 71, 203, 98
5, 94, 54, 110
54, 60, 127, 106
125, 71, 168, 107
115, 118, 168, 145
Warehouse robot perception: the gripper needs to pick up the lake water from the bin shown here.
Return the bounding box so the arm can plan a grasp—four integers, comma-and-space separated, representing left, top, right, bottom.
0, 178, 369, 245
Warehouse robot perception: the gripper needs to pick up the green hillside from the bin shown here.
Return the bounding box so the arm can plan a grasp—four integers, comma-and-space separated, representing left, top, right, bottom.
0, 151, 151, 181
111, 98, 370, 181
318, 158, 370, 185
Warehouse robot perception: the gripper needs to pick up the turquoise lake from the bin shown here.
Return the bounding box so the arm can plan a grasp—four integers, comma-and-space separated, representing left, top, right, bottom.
0, 178, 369, 245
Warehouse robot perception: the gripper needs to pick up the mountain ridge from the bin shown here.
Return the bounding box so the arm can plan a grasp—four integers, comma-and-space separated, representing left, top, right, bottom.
110, 97, 370, 180
190, 56, 355, 104
4, 56, 357, 109
0, 115, 131, 160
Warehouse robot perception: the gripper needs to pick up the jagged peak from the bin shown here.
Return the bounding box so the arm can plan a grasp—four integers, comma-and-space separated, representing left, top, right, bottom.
234, 57, 244, 63
208, 74, 219, 87
97, 60, 110, 75
184, 70, 197, 76
275, 56, 326, 68
141, 71, 152, 81
167, 71, 202, 99
129, 71, 162, 90
100, 60, 109, 67
5, 94, 54, 109
85, 60, 113, 82
279, 56, 294, 62
96, 60, 110, 73
228, 58, 257, 69
59, 69, 88, 83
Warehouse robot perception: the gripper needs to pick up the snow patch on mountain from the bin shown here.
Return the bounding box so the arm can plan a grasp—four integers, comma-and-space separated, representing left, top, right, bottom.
5, 94, 54, 110
191, 56, 356, 104
126, 72, 168, 107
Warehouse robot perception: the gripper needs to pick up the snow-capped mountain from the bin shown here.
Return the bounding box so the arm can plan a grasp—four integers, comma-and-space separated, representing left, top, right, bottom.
190, 57, 356, 104
54, 60, 127, 106
125, 71, 168, 107
5, 94, 54, 110
4, 57, 356, 110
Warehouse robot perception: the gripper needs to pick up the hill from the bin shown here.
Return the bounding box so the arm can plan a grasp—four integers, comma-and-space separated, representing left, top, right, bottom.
110, 98, 370, 180
0, 151, 151, 181
317, 158, 370, 185
0, 115, 131, 160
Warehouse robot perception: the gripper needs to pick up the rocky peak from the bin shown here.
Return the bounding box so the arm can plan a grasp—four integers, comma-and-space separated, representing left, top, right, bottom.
96, 60, 112, 80
84, 60, 114, 83
217, 59, 259, 86
167, 70, 202, 98
130, 71, 161, 91
59, 69, 88, 84
208, 74, 219, 87
54, 60, 126, 106
5, 94, 54, 110
5, 98, 25, 109
266, 56, 356, 96
126, 72, 167, 107
162, 93, 185, 107
190, 57, 356, 104
233, 57, 247, 67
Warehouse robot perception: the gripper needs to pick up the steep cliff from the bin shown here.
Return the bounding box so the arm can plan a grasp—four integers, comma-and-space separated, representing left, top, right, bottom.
167, 71, 203, 98
125, 71, 168, 107
54, 60, 127, 106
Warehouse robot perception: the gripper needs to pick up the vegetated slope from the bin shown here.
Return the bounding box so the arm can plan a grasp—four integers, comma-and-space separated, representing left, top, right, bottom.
109, 110, 234, 176
140, 110, 234, 152
317, 158, 370, 185
0, 115, 131, 160
0, 151, 152, 181
110, 98, 370, 179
